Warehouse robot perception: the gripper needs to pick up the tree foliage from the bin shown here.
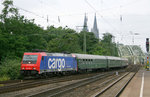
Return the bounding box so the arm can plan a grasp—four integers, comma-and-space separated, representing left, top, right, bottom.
0, 0, 119, 60
0, 0, 118, 80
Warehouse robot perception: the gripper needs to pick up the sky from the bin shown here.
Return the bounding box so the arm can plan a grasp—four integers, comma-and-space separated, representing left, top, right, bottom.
0, 0, 150, 52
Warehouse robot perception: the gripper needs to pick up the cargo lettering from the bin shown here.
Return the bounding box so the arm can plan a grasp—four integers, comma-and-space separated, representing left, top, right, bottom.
48, 58, 65, 71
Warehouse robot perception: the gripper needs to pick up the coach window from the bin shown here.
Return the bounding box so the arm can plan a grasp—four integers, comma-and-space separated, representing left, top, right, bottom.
90, 59, 92, 64
83, 59, 85, 64
89, 59, 91, 64
88, 59, 90, 63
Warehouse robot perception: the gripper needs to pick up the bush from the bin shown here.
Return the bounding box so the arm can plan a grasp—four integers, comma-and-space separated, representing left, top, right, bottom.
0, 57, 21, 81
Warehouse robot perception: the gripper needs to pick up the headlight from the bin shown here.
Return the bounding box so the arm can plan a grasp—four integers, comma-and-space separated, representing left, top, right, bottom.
33, 67, 36, 70
22, 67, 25, 70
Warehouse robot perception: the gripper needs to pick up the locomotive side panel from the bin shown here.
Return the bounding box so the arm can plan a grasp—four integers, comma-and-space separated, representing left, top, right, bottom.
39, 56, 77, 74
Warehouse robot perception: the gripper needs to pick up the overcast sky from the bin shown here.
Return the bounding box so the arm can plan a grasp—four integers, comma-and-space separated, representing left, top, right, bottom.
0, 0, 150, 52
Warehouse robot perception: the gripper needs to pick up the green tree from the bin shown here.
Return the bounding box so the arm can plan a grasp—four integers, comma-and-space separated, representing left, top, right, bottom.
0, 0, 47, 60
79, 31, 99, 54
48, 33, 82, 53
101, 33, 118, 56
0, 0, 18, 22
0, 0, 119, 81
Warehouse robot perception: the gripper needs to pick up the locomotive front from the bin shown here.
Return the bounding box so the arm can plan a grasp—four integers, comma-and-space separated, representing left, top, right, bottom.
20, 52, 46, 75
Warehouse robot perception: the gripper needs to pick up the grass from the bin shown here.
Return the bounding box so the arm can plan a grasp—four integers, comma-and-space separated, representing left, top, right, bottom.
0, 75, 10, 81
0, 84, 4, 87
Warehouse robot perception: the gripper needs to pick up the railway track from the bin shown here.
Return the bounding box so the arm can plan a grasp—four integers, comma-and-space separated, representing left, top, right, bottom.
26, 65, 138, 97
92, 65, 139, 97
27, 71, 120, 97
0, 65, 138, 97
0, 80, 22, 85
0, 71, 107, 94
0, 76, 42, 87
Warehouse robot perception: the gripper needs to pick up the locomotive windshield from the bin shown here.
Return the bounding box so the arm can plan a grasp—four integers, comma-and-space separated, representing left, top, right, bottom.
23, 55, 38, 64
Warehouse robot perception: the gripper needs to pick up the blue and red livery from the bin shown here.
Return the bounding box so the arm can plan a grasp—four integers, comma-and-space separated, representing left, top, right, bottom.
20, 52, 77, 75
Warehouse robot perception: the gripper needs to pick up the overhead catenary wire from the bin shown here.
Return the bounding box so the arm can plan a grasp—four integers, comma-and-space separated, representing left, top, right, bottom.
0, 0, 141, 18
83, 0, 142, 44
84, 0, 121, 35
12, 0, 141, 30
84, 0, 136, 45
1, 0, 143, 37
13, 5, 67, 27
84, 0, 97, 12
37, 0, 141, 18
98, 0, 141, 12
14, 5, 53, 24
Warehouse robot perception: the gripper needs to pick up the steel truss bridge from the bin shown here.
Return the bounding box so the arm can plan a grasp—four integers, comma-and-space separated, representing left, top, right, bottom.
117, 44, 145, 65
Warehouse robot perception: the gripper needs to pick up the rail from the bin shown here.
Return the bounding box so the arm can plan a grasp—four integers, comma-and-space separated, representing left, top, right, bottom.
92, 65, 139, 97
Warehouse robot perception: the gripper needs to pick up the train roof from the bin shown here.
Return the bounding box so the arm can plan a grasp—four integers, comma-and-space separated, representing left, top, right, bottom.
120, 58, 128, 61
24, 52, 46, 56
107, 56, 128, 61
73, 53, 128, 61
72, 53, 106, 59
23, 52, 128, 61
106, 56, 122, 60
46, 53, 72, 57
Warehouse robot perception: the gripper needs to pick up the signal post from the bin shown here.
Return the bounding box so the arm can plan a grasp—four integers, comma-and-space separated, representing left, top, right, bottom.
146, 38, 149, 70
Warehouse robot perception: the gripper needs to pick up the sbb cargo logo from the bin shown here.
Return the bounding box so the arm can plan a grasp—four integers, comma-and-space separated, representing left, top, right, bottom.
48, 58, 65, 71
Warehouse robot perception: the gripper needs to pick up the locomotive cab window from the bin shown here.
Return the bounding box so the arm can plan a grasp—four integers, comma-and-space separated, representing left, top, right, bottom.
23, 55, 38, 64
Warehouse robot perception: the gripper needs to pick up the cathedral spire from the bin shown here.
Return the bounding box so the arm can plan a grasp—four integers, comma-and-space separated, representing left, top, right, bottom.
91, 13, 99, 39
82, 13, 89, 32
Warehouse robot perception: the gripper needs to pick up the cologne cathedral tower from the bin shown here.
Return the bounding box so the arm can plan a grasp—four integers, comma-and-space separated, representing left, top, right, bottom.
82, 13, 89, 32
91, 13, 99, 39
